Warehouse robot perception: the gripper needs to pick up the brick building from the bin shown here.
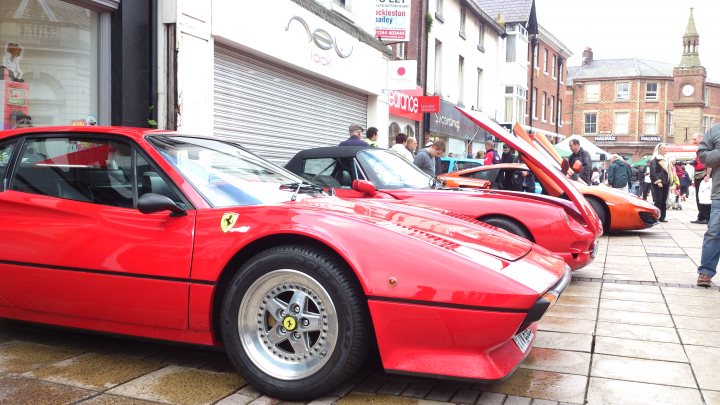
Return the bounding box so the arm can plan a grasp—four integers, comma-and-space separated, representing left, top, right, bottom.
564, 9, 720, 161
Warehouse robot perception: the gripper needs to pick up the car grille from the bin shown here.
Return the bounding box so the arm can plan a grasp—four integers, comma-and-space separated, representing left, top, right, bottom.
640, 212, 658, 227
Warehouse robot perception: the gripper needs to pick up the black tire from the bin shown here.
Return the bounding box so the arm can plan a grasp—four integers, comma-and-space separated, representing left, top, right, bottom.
482, 216, 532, 241
221, 245, 369, 400
587, 197, 609, 232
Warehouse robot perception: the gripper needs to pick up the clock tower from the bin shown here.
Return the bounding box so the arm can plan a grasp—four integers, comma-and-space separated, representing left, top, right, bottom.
672, 8, 706, 143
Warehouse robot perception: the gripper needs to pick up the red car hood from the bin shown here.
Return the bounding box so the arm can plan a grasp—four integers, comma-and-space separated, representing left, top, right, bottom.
456, 107, 603, 235
296, 196, 533, 262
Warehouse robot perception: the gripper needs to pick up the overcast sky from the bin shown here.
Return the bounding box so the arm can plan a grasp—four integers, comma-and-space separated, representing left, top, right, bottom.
534, 0, 719, 78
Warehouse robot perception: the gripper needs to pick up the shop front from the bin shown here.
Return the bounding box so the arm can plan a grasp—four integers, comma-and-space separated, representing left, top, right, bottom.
426, 100, 491, 158
207, 1, 388, 165
387, 87, 422, 148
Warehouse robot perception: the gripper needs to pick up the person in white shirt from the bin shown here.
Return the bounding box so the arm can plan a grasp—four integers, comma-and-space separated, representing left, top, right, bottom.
390, 133, 413, 162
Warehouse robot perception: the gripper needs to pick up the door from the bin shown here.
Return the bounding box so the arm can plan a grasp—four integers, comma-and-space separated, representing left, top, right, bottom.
0, 135, 195, 329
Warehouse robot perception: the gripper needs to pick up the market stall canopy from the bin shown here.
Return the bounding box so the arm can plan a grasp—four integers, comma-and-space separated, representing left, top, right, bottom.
556, 135, 612, 161
553, 144, 571, 157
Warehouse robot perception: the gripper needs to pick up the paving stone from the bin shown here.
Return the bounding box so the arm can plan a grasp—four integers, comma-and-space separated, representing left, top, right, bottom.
107, 365, 244, 405
531, 400, 558, 405
677, 329, 720, 347
556, 295, 598, 308
599, 298, 669, 314
215, 392, 258, 405
538, 316, 595, 335
487, 369, 586, 404
662, 285, 720, 297
666, 302, 720, 319
475, 391, 506, 405
600, 290, 665, 303
594, 336, 688, 362
24, 352, 165, 390
377, 379, 409, 396
547, 305, 597, 321
587, 377, 703, 405
673, 316, 720, 332
702, 390, 720, 405
450, 388, 482, 404
400, 382, 433, 399
306, 396, 341, 405
247, 396, 281, 405
423, 384, 459, 402
0, 341, 85, 375
684, 345, 720, 391
0, 375, 96, 405
590, 354, 696, 388
503, 396, 532, 405
353, 375, 389, 393
519, 348, 591, 376
533, 331, 592, 352
595, 321, 679, 343
77, 394, 166, 404
601, 283, 661, 293
597, 308, 674, 327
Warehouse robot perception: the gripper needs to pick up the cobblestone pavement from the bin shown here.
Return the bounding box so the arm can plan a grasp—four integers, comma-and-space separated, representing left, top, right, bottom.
0, 202, 718, 405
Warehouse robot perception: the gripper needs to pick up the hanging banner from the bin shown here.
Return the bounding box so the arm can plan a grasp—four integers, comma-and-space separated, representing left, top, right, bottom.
375, 0, 411, 41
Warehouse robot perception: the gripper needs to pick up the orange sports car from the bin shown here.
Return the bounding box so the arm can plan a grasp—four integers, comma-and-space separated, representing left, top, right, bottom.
440, 121, 660, 233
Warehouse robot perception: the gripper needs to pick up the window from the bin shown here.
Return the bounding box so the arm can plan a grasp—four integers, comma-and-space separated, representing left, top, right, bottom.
644, 112, 658, 134
615, 112, 629, 134
558, 100, 563, 127
532, 88, 538, 119
394, 42, 406, 59
11, 137, 135, 207
704, 87, 710, 106
504, 86, 527, 124
1, 2, 109, 128
435, 0, 444, 20
549, 96, 555, 124
702, 116, 713, 135
458, 56, 465, 105
533, 45, 539, 69
616, 82, 630, 101
584, 113, 597, 134
541, 92, 547, 122
434, 40, 442, 96
0, 142, 16, 184
476, 68, 483, 111
478, 22, 485, 51
459, 7, 466, 38
551, 55, 557, 79
666, 111, 673, 135
645, 83, 658, 101
506, 34, 516, 62
586, 83, 600, 102
543, 49, 548, 73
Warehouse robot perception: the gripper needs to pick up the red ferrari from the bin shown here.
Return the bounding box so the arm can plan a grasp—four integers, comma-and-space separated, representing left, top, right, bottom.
0, 126, 570, 400
286, 145, 601, 270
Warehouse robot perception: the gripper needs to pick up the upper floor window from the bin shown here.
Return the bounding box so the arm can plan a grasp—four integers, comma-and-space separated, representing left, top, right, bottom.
434, 40, 443, 96
584, 112, 598, 134
394, 42, 406, 59
551, 55, 557, 79
616, 82, 630, 101
644, 112, 658, 134
459, 7, 466, 38
702, 116, 713, 135
458, 56, 465, 105
704, 87, 710, 106
666, 111, 673, 135
558, 100, 563, 127
645, 83, 658, 101
478, 22, 485, 51
532, 88, 538, 119
435, 0, 444, 20
586, 83, 600, 102
549, 96, 555, 124
533, 45, 539, 68
541, 91, 547, 122
615, 112, 629, 134
506, 34, 516, 62
543, 49, 548, 73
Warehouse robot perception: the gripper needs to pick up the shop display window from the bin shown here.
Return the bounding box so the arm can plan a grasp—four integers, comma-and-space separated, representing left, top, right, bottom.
1, 0, 101, 129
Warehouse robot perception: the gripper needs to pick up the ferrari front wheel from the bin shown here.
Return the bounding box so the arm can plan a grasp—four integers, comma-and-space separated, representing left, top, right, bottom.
221, 245, 369, 400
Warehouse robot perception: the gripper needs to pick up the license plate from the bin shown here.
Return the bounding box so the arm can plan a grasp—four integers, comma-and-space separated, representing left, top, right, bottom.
591, 240, 599, 258
513, 328, 533, 353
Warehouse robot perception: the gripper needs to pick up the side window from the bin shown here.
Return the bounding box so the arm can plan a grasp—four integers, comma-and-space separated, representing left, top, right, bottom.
10, 137, 133, 208
0, 142, 16, 183
136, 153, 182, 204
301, 158, 344, 188
440, 160, 450, 173
464, 169, 497, 181
455, 161, 481, 171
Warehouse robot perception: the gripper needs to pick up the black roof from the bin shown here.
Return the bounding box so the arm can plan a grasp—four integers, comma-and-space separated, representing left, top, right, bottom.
284, 146, 370, 173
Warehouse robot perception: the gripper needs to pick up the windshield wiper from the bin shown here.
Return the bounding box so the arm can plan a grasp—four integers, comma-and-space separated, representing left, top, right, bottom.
280, 182, 327, 201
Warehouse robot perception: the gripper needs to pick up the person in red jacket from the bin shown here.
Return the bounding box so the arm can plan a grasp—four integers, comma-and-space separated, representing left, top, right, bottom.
483, 140, 501, 165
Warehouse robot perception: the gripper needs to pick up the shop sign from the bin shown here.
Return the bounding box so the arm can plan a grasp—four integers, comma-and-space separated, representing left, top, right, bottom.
595, 135, 616, 142
387, 60, 416, 90
640, 135, 661, 142
418, 96, 440, 113
427, 100, 487, 140
375, 0, 411, 41
285, 16, 354, 64
388, 86, 422, 121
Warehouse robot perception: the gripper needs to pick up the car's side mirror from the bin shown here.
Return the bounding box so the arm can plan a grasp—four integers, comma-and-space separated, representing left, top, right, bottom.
138, 193, 186, 216
351, 179, 376, 196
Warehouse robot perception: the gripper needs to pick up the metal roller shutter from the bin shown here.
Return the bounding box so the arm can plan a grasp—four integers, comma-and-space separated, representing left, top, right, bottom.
213, 44, 368, 165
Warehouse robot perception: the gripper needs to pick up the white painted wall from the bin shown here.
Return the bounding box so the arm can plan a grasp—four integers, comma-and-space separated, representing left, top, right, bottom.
426, 0, 503, 121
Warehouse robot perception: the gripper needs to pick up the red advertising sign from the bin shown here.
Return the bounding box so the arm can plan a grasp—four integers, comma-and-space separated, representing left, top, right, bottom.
388, 86, 423, 121
418, 96, 440, 113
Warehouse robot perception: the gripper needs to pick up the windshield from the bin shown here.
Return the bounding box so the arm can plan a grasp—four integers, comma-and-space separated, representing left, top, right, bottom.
147, 135, 322, 207
356, 149, 434, 189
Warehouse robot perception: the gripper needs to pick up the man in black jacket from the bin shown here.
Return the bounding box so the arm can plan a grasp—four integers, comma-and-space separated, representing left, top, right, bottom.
568, 139, 592, 185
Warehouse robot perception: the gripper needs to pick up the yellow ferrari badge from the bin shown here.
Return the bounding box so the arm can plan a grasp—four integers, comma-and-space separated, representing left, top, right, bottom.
282, 316, 297, 331
220, 213, 239, 233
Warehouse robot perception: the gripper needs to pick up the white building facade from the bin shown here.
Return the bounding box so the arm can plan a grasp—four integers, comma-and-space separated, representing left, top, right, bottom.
157, 0, 394, 164
426, 0, 504, 157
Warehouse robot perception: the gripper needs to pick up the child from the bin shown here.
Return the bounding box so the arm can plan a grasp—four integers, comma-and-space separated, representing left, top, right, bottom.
698, 177, 712, 221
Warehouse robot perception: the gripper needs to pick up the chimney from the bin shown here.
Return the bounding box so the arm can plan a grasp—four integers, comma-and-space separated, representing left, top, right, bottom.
582, 47, 593, 66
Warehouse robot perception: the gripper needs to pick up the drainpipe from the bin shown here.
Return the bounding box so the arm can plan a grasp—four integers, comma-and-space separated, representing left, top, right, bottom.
150, 0, 158, 128
555, 57, 563, 139
529, 35, 537, 135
